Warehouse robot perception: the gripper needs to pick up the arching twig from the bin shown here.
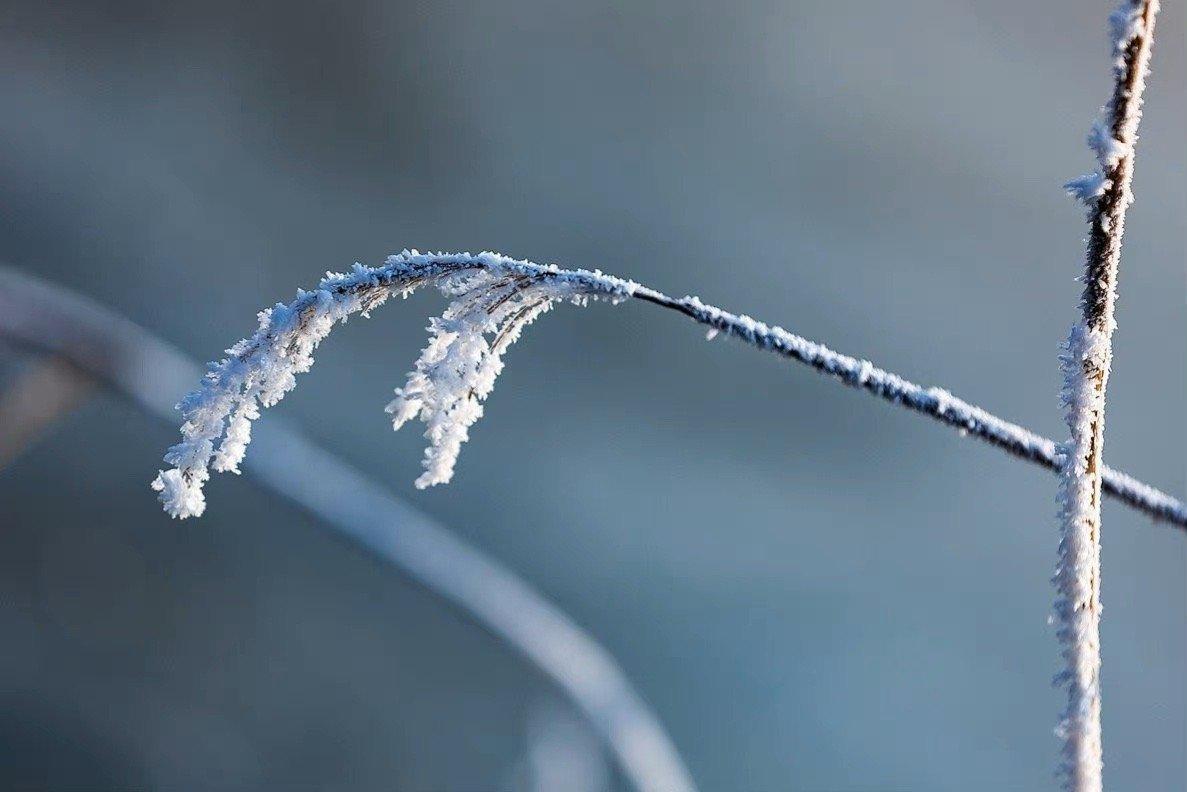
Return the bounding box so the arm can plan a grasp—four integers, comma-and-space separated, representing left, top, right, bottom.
144, 250, 1186, 528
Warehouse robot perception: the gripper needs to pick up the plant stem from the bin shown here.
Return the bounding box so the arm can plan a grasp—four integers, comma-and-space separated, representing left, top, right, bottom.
1054, 3, 1160, 790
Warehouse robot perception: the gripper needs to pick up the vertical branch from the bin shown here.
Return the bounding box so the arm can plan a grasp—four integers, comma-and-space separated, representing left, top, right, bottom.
1054, 2, 1159, 790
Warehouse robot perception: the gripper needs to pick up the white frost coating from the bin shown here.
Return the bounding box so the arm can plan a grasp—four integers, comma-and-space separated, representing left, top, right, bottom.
1108, 3, 1145, 70
1064, 172, 1110, 205
1068, 2, 1149, 209
387, 268, 619, 488
1053, 325, 1111, 791
1087, 120, 1132, 172
153, 250, 635, 517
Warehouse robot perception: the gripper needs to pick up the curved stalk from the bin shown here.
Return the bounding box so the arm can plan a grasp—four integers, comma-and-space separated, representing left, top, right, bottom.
143, 250, 1187, 528
0, 265, 698, 792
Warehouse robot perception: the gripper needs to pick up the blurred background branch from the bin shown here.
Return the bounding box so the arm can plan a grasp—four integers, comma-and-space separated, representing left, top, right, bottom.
0, 265, 695, 792
0, 355, 94, 470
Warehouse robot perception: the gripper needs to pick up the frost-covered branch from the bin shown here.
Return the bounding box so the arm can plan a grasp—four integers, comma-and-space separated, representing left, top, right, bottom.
1054, 2, 1159, 790
151, 252, 635, 516
149, 250, 1187, 530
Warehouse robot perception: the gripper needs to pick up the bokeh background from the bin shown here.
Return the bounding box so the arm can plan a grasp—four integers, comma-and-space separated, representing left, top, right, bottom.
1, 0, 1184, 789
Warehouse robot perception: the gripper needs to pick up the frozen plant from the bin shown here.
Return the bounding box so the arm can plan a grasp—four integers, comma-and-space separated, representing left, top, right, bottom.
145, 0, 1173, 786
152, 251, 635, 517
152, 249, 1185, 528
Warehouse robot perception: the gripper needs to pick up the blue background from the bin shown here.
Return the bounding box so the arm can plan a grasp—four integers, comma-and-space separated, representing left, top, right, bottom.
1, 1, 1183, 788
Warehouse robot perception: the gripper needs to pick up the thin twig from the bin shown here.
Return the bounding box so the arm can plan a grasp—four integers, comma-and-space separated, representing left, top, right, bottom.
630, 286, 1185, 527
1054, 2, 1160, 790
